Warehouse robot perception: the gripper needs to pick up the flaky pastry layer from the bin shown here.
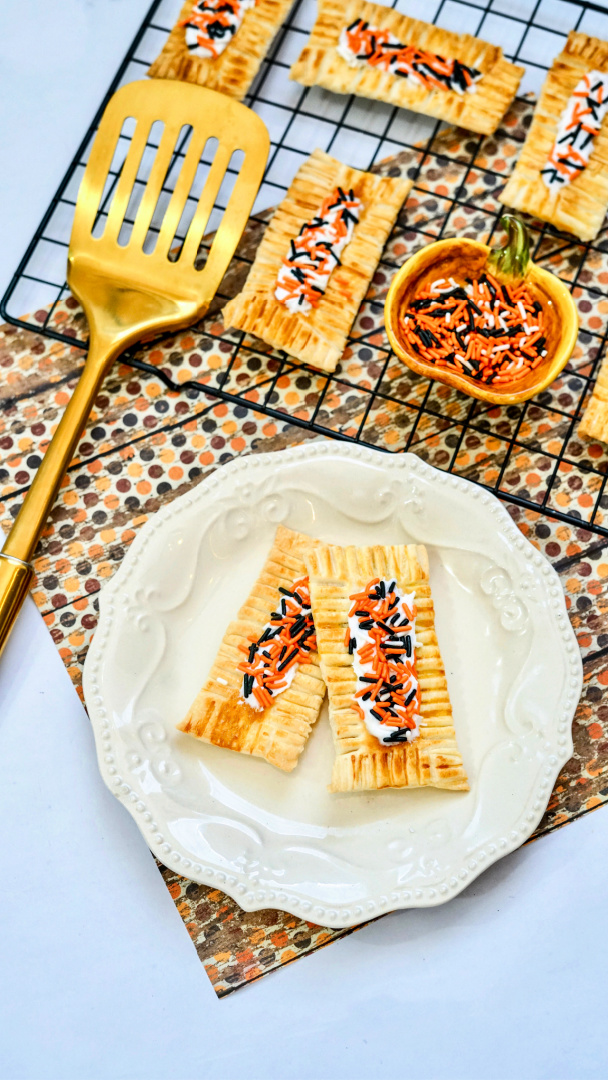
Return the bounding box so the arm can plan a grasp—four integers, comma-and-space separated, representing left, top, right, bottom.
501, 32, 608, 241
579, 350, 608, 442
222, 148, 410, 373
290, 0, 523, 135
148, 0, 293, 100
178, 525, 325, 771
304, 541, 469, 793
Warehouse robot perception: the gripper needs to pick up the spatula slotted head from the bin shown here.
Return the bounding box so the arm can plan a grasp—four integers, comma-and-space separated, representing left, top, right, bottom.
67, 80, 269, 345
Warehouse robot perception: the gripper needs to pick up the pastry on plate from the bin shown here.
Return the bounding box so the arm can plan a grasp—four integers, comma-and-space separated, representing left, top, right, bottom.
148, 0, 294, 100
501, 32, 608, 241
290, 0, 524, 135
178, 525, 325, 771
304, 541, 469, 793
222, 148, 411, 372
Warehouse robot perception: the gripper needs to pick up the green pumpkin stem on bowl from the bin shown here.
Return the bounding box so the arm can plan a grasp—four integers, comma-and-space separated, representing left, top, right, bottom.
486, 213, 530, 282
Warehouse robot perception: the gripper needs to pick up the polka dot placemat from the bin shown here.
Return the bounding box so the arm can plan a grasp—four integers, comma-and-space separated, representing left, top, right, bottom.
2, 103, 607, 995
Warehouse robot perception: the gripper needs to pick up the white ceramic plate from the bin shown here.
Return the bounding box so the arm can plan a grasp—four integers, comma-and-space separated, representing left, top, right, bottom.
83, 442, 581, 928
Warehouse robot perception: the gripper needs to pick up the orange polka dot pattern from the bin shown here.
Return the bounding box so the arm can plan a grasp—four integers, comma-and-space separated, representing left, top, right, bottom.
18, 98, 608, 534
3, 102, 608, 996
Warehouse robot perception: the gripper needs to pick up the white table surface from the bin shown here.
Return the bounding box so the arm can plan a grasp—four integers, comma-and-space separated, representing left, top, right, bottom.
1, 3, 608, 1078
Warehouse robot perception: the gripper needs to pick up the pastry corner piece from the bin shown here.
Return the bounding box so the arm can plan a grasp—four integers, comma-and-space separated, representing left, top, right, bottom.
304, 541, 469, 793
501, 32, 608, 241
177, 525, 325, 771
222, 148, 411, 372
290, 0, 523, 135
579, 352, 608, 442
147, 0, 294, 100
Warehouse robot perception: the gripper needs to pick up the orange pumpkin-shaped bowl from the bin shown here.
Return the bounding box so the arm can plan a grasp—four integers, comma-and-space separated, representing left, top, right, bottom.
384, 236, 579, 406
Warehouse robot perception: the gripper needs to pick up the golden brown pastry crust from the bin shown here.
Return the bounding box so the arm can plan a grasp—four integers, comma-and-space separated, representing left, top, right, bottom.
222, 148, 410, 373
178, 525, 325, 771
579, 351, 608, 441
289, 0, 523, 136
147, 0, 294, 100
304, 541, 469, 793
501, 32, 608, 241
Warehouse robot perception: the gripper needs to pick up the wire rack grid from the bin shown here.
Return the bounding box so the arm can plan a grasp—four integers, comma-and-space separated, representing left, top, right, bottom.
4, 0, 608, 538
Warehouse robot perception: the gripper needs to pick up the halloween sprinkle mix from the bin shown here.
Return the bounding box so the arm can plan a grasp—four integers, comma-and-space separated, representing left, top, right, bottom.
337, 18, 482, 95
399, 272, 548, 385
542, 70, 608, 189
347, 577, 421, 746
275, 186, 362, 315
180, 0, 254, 60
238, 576, 317, 710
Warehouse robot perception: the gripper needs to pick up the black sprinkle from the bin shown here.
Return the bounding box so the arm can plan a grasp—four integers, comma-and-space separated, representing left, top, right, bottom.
278, 648, 299, 672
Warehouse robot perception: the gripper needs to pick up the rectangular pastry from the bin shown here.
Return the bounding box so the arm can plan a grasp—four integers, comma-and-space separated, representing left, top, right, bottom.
501, 32, 608, 241
222, 148, 411, 373
304, 541, 469, 793
578, 352, 608, 441
148, 0, 294, 100
290, 0, 523, 136
178, 525, 326, 771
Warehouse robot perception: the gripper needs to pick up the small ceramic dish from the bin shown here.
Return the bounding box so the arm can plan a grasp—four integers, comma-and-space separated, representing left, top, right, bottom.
385, 234, 579, 406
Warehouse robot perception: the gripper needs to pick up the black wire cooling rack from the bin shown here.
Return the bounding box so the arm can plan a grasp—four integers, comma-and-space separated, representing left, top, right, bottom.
4, 0, 608, 537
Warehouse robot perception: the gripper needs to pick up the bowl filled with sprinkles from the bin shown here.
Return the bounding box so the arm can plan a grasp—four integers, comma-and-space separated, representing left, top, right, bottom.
385, 215, 579, 405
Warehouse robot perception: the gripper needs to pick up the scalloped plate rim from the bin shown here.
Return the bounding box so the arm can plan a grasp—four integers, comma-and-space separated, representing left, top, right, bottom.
83, 442, 581, 927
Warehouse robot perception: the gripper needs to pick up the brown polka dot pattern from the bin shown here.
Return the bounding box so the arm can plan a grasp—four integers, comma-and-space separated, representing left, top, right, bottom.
3, 100, 608, 997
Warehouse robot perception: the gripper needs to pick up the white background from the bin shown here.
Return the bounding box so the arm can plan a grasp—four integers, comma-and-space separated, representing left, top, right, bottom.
1, 3, 608, 1078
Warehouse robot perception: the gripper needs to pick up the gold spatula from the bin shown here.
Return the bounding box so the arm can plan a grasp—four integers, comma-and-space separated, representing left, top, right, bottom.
0, 80, 269, 657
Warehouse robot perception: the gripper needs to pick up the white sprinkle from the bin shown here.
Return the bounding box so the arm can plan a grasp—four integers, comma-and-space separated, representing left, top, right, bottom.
445, 313, 451, 325
430, 278, 446, 290
517, 301, 527, 321
217, 677, 227, 685
541, 349, 547, 356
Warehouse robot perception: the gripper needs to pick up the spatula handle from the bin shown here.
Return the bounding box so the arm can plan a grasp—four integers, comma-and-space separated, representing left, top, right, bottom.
0, 338, 113, 658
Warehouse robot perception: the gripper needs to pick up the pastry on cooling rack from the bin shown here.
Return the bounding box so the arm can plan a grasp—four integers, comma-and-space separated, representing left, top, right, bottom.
222, 148, 410, 372
289, 0, 523, 136
501, 32, 608, 241
578, 353, 608, 441
147, 0, 293, 100
178, 525, 326, 771
304, 541, 469, 793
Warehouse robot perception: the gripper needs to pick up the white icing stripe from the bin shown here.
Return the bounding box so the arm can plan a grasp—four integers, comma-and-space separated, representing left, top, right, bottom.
337, 20, 482, 96
542, 70, 608, 189
348, 578, 421, 747
181, 0, 255, 60
274, 187, 362, 316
